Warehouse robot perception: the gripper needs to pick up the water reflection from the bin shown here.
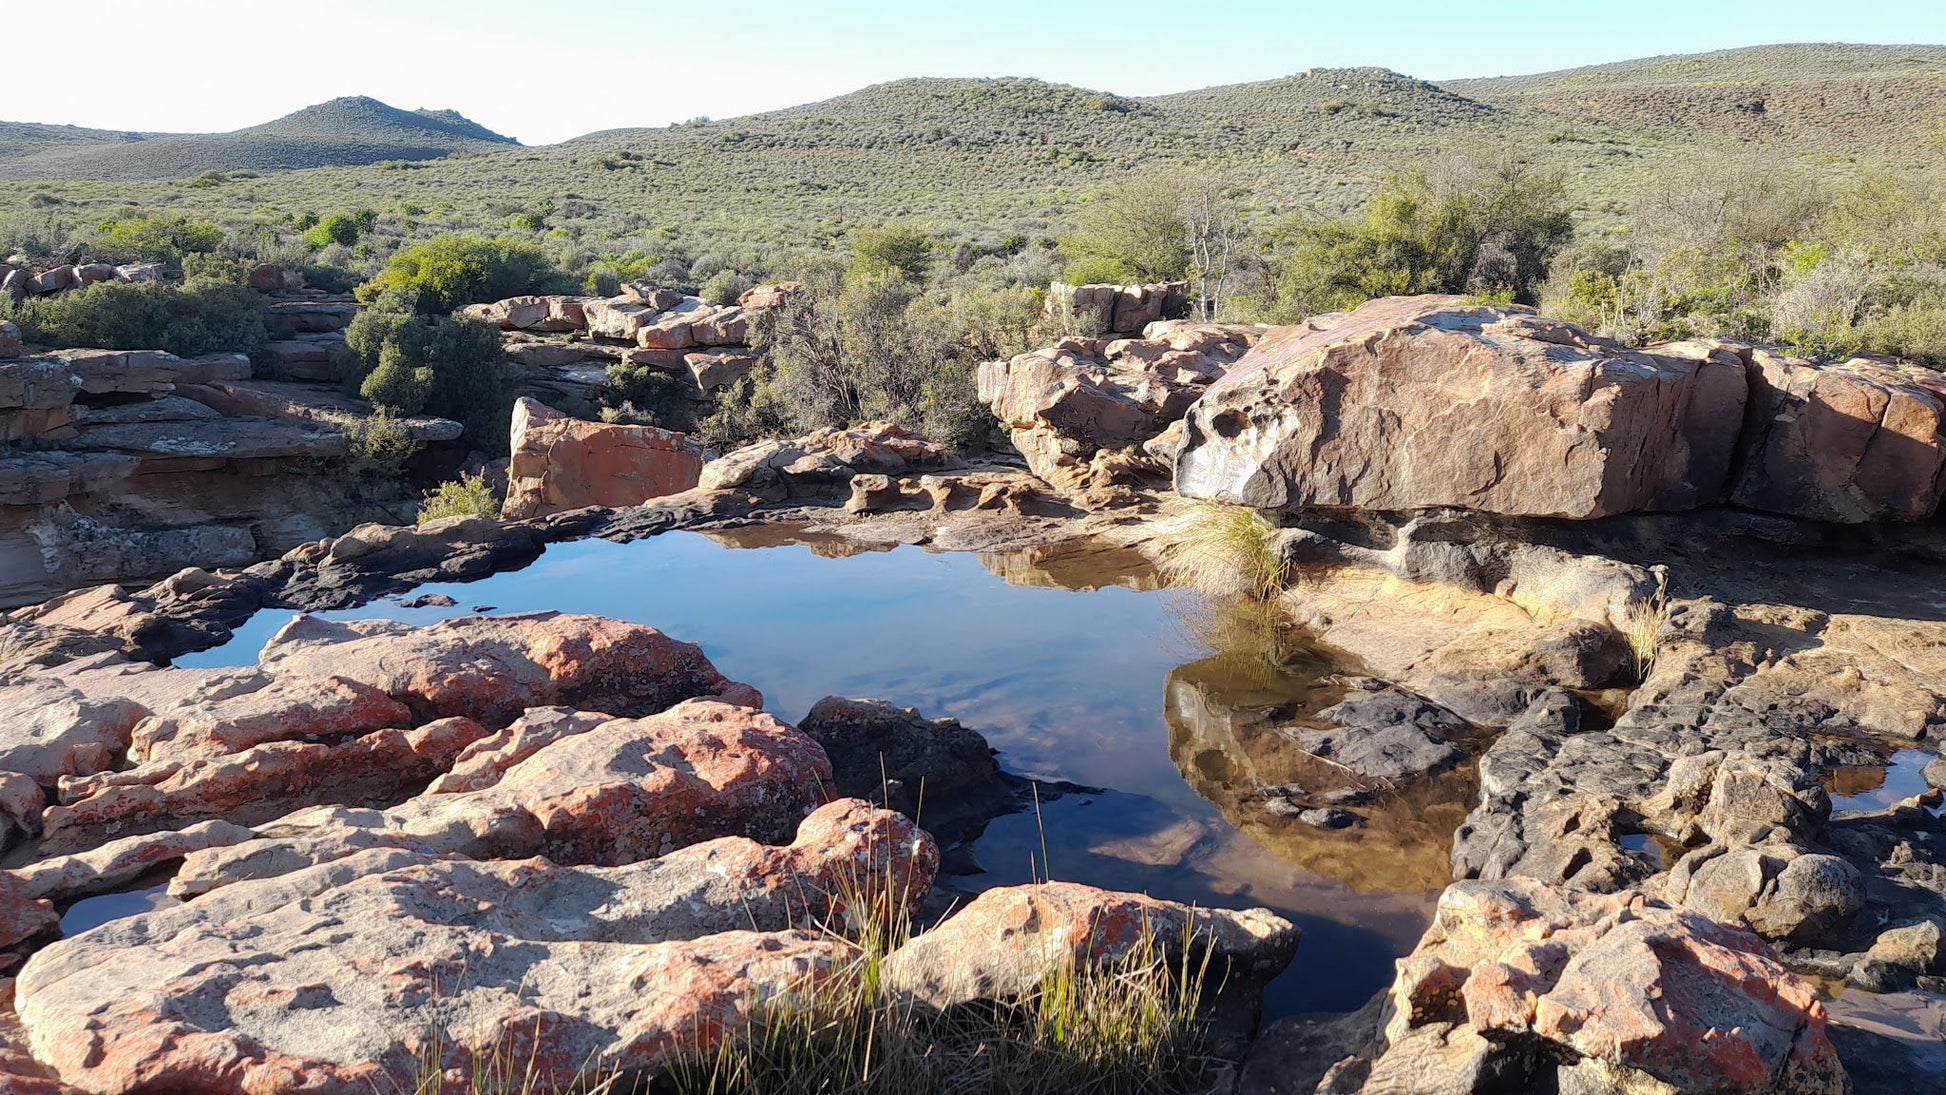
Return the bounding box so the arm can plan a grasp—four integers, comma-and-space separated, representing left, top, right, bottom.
175, 529, 1472, 1014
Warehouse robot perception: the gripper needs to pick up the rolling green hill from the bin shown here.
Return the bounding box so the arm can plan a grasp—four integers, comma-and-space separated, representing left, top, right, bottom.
0, 45, 1940, 260
0, 97, 517, 180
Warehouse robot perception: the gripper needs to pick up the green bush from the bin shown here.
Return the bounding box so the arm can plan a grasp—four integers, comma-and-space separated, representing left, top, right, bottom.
302, 213, 361, 249
601, 362, 695, 430
506, 212, 547, 233
700, 269, 753, 305
848, 223, 933, 282
88, 214, 225, 264
344, 292, 518, 450
354, 234, 568, 314
3, 274, 267, 358
1058, 177, 1192, 284
1263, 160, 1573, 320
418, 471, 500, 522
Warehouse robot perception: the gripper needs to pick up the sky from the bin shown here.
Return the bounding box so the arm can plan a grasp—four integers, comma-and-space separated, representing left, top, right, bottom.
11, 0, 1944, 145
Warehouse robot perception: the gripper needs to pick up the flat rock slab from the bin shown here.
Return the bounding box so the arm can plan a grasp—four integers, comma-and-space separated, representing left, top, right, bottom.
66, 417, 346, 461
175, 380, 461, 442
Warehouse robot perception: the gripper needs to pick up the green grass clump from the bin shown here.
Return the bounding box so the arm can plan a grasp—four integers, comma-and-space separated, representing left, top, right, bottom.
1158, 502, 1288, 601
418, 471, 501, 523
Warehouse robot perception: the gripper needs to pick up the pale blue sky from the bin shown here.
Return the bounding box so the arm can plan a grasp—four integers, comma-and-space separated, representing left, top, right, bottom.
12, 0, 1944, 144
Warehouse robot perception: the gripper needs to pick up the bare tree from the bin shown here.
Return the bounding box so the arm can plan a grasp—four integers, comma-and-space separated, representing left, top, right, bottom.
1181, 173, 1247, 320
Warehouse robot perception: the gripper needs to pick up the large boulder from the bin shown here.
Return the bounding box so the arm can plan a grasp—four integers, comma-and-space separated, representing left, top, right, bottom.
1043, 281, 1189, 336
256, 610, 761, 726
1361, 878, 1846, 1095
502, 398, 704, 519
15, 797, 932, 1095
1717, 342, 1946, 521
1175, 296, 1748, 518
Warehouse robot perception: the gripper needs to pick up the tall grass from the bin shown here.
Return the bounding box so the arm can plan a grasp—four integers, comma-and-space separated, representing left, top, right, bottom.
1156, 502, 1287, 601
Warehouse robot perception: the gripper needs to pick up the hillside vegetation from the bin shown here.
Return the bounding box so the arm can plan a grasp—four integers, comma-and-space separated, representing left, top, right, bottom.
0, 97, 516, 180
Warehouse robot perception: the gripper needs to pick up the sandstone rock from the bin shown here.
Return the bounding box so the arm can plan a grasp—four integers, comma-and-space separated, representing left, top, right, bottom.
112, 263, 166, 284
0, 874, 57, 951
1043, 281, 1188, 335
1372, 878, 1846, 1094
460, 295, 586, 332
883, 881, 1298, 1007
700, 422, 958, 500
1664, 842, 1865, 944
245, 263, 284, 291
797, 696, 1024, 846
502, 397, 704, 519
171, 699, 829, 893
583, 296, 660, 341
1176, 295, 1748, 518
1, 267, 32, 301
6, 820, 256, 901
30, 266, 76, 295
0, 359, 81, 411
125, 672, 415, 764
46, 718, 488, 841
0, 320, 21, 358
635, 298, 706, 349
1721, 343, 1946, 521
19, 846, 864, 1094
257, 610, 760, 726
619, 282, 685, 311
687, 349, 759, 390
738, 281, 803, 309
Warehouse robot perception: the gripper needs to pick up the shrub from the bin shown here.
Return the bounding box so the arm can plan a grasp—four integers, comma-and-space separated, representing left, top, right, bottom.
1158, 502, 1287, 600
3, 274, 267, 358
848, 223, 932, 282
1058, 176, 1193, 284
343, 292, 518, 450
700, 269, 753, 305
88, 214, 225, 264
1264, 158, 1573, 320
339, 411, 421, 480
355, 234, 568, 314
302, 213, 361, 249
418, 471, 501, 522
507, 212, 547, 233
600, 362, 695, 431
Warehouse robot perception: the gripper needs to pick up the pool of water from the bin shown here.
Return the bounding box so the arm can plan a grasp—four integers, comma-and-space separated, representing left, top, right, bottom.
1825, 750, 1943, 814
176, 529, 1452, 1015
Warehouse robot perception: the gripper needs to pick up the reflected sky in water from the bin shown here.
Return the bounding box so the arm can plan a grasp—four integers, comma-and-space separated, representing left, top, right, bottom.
182, 530, 1443, 1014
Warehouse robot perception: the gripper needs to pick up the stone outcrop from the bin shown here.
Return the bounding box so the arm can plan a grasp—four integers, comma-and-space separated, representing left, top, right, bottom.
700, 421, 959, 500
1344, 878, 1846, 1095
17, 799, 934, 1095
1043, 281, 1190, 336
502, 397, 704, 519
979, 320, 1263, 491
1175, 296, 1748, 518
1170, 295, 1946, 523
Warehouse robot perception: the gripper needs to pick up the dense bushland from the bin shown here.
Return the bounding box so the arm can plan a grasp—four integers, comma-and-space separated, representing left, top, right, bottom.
1, 262, 266, 358
342, 290, 517, 449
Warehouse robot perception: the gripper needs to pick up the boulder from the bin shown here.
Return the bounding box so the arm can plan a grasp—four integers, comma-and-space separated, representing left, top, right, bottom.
797, 696, 1029, 845
17, 845, 872, 1094
1663, 842, 1865, 944
502, 397, 704, 519
1717, 342, 1946, 521
700, 422, 959, 500
170, 698, 830, 894
29, 266, 76, 295
0, 874, 57, 952
583, 296, 662, 341
256, 609, 761, 727
979, 322, 1261, 490
687, 349, 759, 390
0, 320, 21, 358
1368, 878, 1846, 1094
72, 263, 115, 288
1175, 296, 1749, 518
112, 263, 166, 284
882, 881, 1298, 1008
738, 281, 803, 309
1043, 281, 1189, 336
1, 266, 32, 301
125, 671, 416, 763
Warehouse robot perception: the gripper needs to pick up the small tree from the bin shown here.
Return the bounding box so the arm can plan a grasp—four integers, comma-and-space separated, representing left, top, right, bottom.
343, 291, 518, 451
355, 235, 568, 314
1057, 177, 1192, 285
849, 223, 933, 282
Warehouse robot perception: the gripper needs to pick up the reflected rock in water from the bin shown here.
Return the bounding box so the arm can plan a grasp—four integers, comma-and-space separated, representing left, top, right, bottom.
978, 538, 1163, 591
698, 523, 896, 559
1164, 628, 1478, 895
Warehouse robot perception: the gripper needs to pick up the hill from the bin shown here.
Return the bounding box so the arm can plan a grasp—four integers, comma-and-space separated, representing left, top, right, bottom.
0, 45, 1940, 258
0, 97, 517, 180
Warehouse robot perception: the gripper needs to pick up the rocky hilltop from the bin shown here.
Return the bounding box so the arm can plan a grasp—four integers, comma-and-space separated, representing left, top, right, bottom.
7, 294, 1946, 1091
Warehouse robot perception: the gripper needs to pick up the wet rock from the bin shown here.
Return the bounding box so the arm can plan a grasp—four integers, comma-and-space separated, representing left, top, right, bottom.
18, 848, 866, 1094
796, 696, 1035, 848
1366, 878, 1846, 1095
257, 610, 761, 726
502, 397, 704, 519
1295, 683, 1468, 785
171, 699, 830, 894
700, 422, 959, 500
1177, 295, 1747, 518
882, 881, 1298, 1008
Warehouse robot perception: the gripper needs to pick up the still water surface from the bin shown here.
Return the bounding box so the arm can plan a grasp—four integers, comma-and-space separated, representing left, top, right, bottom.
175, 529, 1457, 1015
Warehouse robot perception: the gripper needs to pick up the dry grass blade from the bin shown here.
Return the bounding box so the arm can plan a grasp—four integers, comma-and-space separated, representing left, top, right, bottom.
1157, 502, 1287, 601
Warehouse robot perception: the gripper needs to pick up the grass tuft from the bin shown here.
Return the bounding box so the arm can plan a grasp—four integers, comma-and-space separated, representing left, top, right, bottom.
418, 471, 502, 523
1157, 502, 1287, 601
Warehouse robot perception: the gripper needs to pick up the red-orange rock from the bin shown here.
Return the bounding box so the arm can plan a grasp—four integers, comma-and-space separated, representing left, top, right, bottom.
738, 281, 803, 309
126, 673, 415, 763
1375, 878, 1847, 1094
257, 610, 759, 726
0, 874, 57, 951
503, 397, 704, 519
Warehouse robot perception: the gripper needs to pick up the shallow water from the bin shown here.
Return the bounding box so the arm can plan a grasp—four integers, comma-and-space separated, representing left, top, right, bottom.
1825, 750, 1940, 814
177, 530, 1453, 1015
